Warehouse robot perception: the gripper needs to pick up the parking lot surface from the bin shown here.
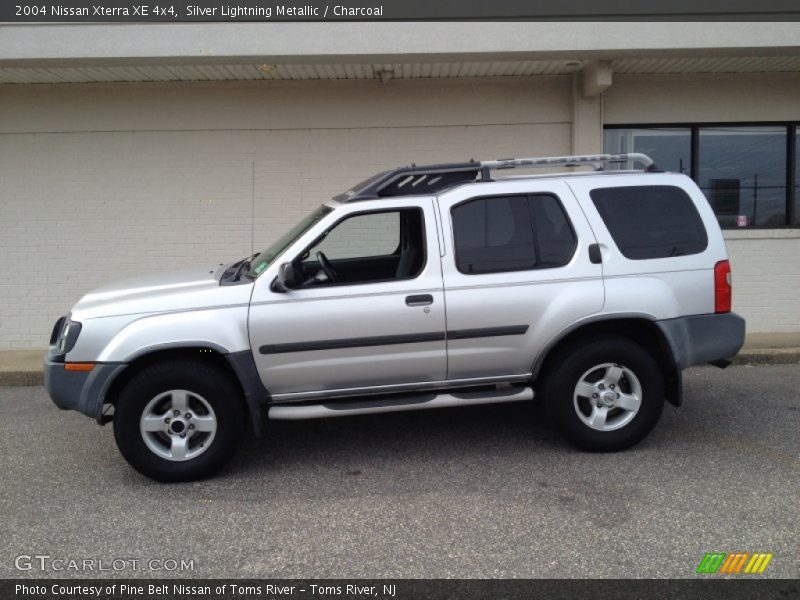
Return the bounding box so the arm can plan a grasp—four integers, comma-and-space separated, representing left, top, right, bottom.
1, 365, 798, 578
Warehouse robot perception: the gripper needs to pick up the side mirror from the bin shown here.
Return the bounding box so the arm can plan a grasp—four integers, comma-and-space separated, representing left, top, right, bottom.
271, 262, 298, 293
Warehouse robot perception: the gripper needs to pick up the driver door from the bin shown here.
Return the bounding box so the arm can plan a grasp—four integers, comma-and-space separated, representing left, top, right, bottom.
248, 198, 446, 399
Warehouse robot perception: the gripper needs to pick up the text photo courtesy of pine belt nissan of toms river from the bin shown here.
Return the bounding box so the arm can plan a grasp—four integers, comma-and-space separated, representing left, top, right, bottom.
44, 153, 745, 481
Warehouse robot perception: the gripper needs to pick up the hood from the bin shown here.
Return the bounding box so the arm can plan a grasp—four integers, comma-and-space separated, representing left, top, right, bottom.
70, 266, 253, 321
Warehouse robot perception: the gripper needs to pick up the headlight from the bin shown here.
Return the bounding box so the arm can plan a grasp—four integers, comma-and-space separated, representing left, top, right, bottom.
53, 318, 82, 354
50, 316, 66, 345
58, 323, 71, 351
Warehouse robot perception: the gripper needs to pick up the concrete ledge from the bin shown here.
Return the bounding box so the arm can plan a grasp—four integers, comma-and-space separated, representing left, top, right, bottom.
0, 350, 45, 386
730, 349, 800, 365
0, 371, 44, 386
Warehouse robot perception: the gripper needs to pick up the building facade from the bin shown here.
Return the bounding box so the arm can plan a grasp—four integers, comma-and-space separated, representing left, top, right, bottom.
1, 22, 799, 348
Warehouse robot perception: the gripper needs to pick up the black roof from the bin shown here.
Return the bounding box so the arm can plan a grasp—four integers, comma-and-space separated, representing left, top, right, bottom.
333, 161, 482, 202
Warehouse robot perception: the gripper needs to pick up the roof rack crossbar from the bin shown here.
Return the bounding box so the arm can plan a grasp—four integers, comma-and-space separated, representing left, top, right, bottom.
481, 152, 655, 171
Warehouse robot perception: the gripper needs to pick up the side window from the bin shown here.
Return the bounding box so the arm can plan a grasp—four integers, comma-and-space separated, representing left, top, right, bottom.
589, 185, 708, 260
300, 208, 426, 285
316, 212, 399, 259
451, 194, 576, 275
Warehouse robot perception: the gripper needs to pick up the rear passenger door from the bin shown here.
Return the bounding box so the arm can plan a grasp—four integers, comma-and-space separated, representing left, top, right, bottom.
438, 181, 605, 380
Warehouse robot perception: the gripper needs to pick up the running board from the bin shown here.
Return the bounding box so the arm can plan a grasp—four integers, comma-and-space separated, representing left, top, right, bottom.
268, 386, 534, 420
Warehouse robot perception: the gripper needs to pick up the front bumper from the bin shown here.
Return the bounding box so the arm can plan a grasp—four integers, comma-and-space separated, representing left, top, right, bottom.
656, 312, 746, 370
44, 352, 126, 423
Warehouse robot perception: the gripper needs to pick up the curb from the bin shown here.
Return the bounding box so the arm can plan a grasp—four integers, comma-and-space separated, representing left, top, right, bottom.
1, 350, 799, 387
730, 350, 800, 366
0, 371, 44, 386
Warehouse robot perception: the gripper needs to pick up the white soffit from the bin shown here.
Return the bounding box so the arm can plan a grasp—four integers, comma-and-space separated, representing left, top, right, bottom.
1, 56, 800, 84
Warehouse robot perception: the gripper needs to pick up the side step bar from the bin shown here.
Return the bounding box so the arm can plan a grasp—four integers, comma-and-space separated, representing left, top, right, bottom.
268, 386, 534, 420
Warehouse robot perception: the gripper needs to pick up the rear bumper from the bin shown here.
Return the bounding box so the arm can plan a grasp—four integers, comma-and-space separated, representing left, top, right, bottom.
44, 354, 126, 423
656, 312, 746, 370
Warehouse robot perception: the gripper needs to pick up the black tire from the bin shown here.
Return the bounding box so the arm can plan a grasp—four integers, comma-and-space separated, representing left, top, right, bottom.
542, 336, 665, 452
113, 360, 246, 482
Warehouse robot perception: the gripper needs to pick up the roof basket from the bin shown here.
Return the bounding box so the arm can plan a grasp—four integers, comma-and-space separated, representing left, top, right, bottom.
335, 153, 657, 202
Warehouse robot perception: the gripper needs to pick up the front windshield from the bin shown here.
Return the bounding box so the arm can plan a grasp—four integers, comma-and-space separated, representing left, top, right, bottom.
248, 205, 333, 278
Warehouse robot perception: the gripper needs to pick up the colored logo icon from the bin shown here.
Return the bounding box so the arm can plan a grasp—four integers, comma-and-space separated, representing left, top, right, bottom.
696, 552, 773, 574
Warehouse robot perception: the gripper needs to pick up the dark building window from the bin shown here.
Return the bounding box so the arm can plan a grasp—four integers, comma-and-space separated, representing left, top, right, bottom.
699, 126, 786, 228
604, 123, 799, 229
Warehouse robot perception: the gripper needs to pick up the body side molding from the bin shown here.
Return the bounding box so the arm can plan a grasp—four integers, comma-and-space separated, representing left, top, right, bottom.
259, 325, 529, 355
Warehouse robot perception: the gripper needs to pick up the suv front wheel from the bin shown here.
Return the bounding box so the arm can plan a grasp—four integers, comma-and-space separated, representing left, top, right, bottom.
113, 360, 245, 481
543, 337, 665, 452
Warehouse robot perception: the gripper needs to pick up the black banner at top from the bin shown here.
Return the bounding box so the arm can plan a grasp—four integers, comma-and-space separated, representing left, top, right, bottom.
3, 0, 800, 22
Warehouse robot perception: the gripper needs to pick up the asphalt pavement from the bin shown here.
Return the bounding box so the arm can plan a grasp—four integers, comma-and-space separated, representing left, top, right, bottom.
1, 365, 798, 579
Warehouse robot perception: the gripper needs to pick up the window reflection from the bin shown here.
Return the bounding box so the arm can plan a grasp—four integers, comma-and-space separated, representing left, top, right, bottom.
698, 127, 786, 228
604, 128, 691, 174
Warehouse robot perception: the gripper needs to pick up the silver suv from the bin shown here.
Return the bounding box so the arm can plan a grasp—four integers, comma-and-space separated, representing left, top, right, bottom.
45, 153, 745, 481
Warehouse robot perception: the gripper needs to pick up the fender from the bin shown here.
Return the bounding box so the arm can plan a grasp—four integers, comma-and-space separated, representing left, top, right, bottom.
92, 307, 269, 435
530, 311, 661, 379
96, 307, 250, 362
530, 311, 685, 407
224, 349, 270, 436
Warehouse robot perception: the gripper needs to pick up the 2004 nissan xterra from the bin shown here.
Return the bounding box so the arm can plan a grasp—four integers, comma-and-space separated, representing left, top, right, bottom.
45, 153, 745, 481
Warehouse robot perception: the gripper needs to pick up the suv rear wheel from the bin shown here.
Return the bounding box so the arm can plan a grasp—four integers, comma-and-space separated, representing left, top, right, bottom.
113, 360, 245, 481
543, 337, 665, 451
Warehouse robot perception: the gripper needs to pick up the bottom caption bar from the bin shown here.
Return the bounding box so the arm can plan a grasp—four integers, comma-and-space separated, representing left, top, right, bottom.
3, 579, 796, 600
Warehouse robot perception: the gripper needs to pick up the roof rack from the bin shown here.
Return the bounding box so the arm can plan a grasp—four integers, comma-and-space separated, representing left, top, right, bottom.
335, 153, 657, 202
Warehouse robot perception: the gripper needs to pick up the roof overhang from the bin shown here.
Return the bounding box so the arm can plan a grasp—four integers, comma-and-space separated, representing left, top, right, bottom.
2, 22, 800, 84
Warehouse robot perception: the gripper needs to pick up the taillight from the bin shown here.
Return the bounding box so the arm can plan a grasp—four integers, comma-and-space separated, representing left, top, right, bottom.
714, 260, 732, 313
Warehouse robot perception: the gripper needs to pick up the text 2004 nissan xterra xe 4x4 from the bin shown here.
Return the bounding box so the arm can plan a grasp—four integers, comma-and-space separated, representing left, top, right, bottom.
45, 153, 745, 481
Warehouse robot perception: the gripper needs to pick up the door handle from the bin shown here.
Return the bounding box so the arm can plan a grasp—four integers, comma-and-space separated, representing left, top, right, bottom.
406, 294, 434, 307
588, 243, 602, 264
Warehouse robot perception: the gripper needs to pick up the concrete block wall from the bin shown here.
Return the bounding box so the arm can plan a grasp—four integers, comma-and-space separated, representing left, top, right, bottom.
0, 77, 571, 349
2, 72, 799, 349
725, 231, 800, 333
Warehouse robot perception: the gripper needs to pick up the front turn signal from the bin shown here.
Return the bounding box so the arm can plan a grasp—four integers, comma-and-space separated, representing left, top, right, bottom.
64, 363, 95, 372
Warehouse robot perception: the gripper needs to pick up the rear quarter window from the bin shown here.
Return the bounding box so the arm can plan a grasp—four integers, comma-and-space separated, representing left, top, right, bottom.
589, 185, 708, 260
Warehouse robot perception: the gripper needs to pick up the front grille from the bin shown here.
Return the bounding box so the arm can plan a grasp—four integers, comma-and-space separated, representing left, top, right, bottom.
49, 316, 66, 345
